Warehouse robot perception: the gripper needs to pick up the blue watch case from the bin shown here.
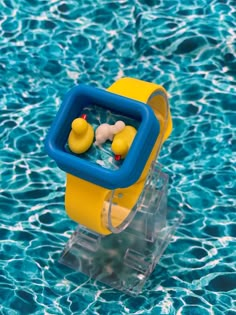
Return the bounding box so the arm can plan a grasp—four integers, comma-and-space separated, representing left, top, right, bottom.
45, 84, 160, 189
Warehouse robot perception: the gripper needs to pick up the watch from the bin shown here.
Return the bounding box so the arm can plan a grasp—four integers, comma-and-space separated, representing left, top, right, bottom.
45, 77, 172, 235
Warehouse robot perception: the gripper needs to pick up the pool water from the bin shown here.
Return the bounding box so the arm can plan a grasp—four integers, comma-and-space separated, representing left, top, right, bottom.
0, 0, 235, 314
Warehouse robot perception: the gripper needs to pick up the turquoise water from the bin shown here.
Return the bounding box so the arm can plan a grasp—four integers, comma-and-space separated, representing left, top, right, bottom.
0, 0, 235, 314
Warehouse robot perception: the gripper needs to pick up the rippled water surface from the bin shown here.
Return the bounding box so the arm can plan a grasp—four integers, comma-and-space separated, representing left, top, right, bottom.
0, 0, 235, 314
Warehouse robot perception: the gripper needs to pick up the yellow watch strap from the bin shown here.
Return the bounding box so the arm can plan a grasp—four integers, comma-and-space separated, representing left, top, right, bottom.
108, 77, 172, 142
65, 174, 111, 235
65, 78, 172, 235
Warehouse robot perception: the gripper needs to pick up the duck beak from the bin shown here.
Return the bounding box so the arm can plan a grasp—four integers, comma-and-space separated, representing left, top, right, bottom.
114, 154, 121, 161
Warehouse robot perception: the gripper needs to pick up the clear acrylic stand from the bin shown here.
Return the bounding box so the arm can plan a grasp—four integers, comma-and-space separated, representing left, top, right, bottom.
59, 162, 183, 295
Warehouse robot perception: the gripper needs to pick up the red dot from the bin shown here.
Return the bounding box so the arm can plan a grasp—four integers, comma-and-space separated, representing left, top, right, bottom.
115, 155, 121, 161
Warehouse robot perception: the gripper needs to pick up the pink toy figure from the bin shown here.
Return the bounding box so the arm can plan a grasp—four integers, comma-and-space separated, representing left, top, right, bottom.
95, 121, 125, 146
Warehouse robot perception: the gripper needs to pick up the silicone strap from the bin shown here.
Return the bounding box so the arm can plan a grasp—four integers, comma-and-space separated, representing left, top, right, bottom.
65, 78, 172, 235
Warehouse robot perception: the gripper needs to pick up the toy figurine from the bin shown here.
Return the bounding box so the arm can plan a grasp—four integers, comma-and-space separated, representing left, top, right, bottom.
95, 120, 125, 146
111, 125, 137, 160
68, 115, 94, 154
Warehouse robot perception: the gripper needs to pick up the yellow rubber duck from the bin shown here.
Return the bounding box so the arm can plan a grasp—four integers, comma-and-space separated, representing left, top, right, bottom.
111, 126, 137, 160
68, 116, 94, 154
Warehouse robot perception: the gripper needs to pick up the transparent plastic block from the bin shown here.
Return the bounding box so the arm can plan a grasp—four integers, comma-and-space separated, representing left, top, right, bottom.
60, 162, 183, 295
